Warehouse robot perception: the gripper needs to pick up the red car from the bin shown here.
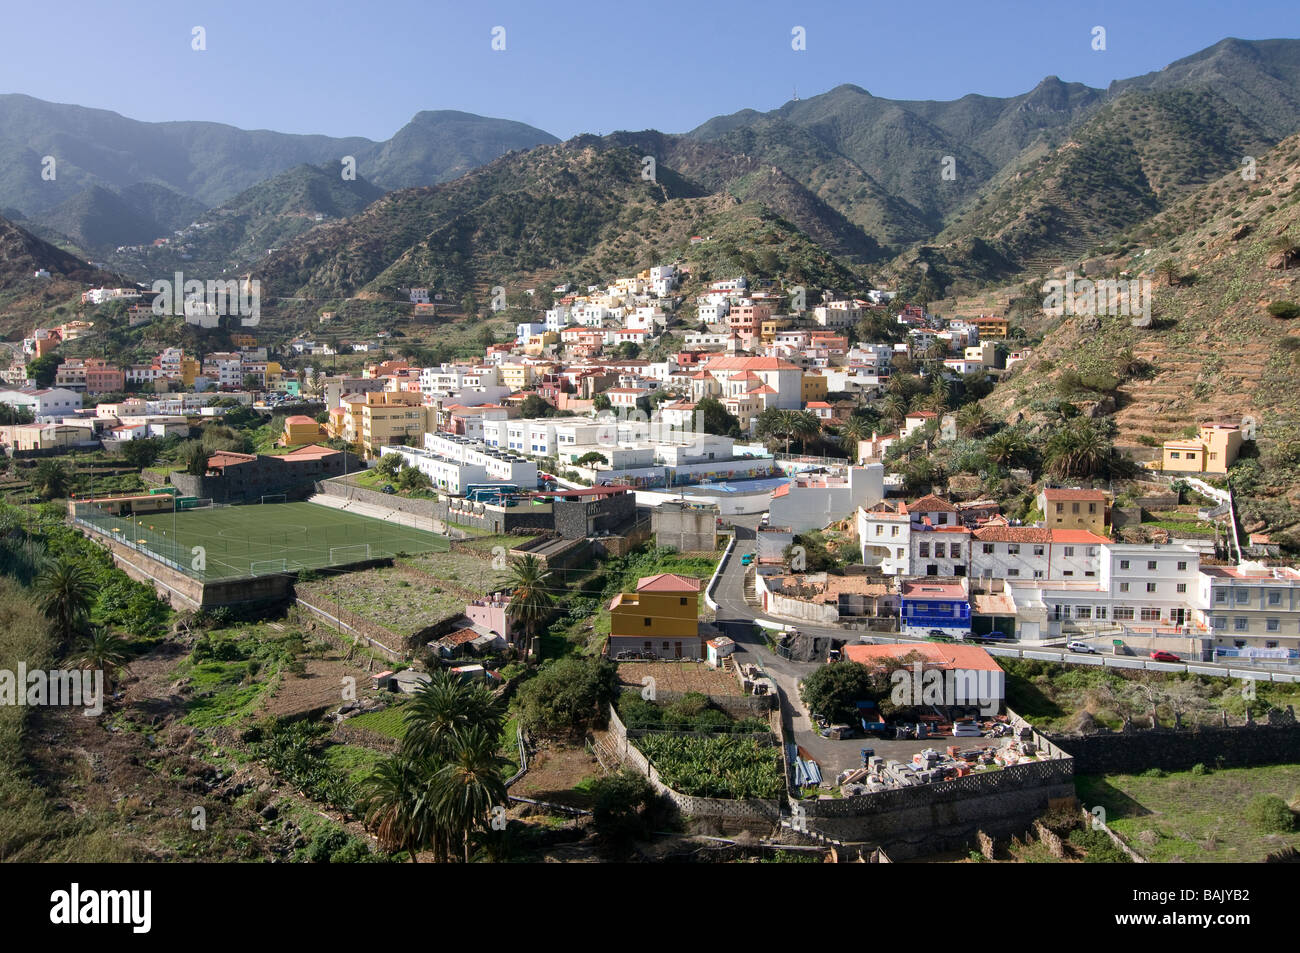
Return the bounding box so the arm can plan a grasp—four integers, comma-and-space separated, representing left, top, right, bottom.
1149, 650, 1181, 663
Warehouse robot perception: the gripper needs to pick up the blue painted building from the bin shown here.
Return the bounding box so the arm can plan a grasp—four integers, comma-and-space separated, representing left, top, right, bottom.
901, 579, 971, 638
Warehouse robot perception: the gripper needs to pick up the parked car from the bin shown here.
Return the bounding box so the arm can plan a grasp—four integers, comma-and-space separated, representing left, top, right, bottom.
381, 484, 396, 494
1066, 640, 1097, 654
740, 553, 754, 566
1150, 650, 1182, 663
952, 721, 983, 737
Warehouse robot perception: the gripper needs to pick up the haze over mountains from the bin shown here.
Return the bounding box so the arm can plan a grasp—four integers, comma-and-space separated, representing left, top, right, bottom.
2, 37, 1299, 294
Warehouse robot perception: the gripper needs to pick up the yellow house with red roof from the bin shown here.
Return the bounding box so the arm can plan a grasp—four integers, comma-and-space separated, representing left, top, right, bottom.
609, 572, 702, 658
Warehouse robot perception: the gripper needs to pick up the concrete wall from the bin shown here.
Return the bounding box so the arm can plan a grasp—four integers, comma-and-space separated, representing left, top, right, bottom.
77, 521, 294, 609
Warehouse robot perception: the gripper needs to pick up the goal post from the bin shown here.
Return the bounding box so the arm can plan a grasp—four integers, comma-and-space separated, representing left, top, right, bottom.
260, 493, 288, 504
179, 498, 214, 510
329, 543, 372, 565
250, 558, 289, 575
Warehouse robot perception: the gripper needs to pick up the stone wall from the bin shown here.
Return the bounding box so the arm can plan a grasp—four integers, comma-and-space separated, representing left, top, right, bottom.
1046, 715, 1300, 775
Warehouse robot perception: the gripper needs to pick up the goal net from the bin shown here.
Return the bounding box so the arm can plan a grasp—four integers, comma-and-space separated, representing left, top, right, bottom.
329, 544, 372, 564
260, 493, 288, 504
250, 558, 289, 575
180, 498, 214, 510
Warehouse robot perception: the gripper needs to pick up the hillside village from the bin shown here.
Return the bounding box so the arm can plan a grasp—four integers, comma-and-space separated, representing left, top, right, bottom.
2, 25, 1300, 874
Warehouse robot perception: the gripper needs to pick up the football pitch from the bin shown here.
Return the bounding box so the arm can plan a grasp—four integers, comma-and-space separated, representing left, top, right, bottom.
75, 501, 449, 580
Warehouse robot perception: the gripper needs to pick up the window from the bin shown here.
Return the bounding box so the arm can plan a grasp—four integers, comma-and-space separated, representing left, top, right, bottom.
1063, 571, 1074, 577
1170, 451, 1181, 459
1095, 606, 1108, 620
1033, 545, 1045, 556
662, 642, 670, 652
934, 543, 946, 558
1235, 589, 1248, 604
1268, 591, 1281, 606
1266, 619, 1280, 633
1212, 616, 1226, 629
1119, 582, 1130, 593
982, 543, 994, 554
875, 525, 883, 536
1215, 590, 1228, 604
1114, 607, 1135, 621
644, 641, 652, 653
644, 618, 652, 627
1147, 561, 1158, 571
918, 543, 930, 557
1085, 571, 1096, 578
1120, 560, 1130, 570
1075, 606, 1092, 620
1064, 546, 1075, 557
1033, 570, 1044, 579
1234, 640, 1247, 649
1088, 503, 1097, 514
1146, 582, 1158, 594
1234, 618, 1249, 631
890, 526, 899, 537
679, 597, 688, 606
1176, 583, 1187, 593
1141, 608, 1161, 622
1008, 544, 1021, 555
1007, 569, 1020, 577
1177, 561, 1187, 571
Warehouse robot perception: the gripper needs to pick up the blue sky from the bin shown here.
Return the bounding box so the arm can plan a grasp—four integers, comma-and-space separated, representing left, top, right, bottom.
2, 0, 1297, 141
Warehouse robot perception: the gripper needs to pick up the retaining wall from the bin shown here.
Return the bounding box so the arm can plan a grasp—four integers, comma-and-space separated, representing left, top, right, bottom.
1047, 714, 1300, 775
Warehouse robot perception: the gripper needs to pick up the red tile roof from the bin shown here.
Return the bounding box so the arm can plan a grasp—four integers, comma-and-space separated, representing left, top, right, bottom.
636, 572, 702, 593
843, 642, 1000, 672
1041, 488, 1107, 502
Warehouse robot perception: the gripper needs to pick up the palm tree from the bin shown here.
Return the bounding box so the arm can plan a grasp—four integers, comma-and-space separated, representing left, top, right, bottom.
505, 554, 555, 658
1046, 419, 1111, 478
790, 410, 821, 453
879, 395, 908, 430
1114, 347, 1143, 380
360, 755, 438, 862
754, 408, 792, 454
403, 670, 503, 761
32, 459, 72, 500
35, 557, 95, 647
76, 626, 132, 690
432, 726, 509, 863
984, 429, 1027, 469
956, 403, 991, 438
838, 416, 869, 448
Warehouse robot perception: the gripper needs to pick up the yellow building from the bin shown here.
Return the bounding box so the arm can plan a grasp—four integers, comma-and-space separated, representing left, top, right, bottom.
231, 333, 257, 347
523, 332, 559, 356
360, 391, 434, 458
1161, 422, 1243, 475
330, 391, 432, 457
178, 357, 200, 388
801, 373, 828, 404
761, 316, 792, 344
282, 414, 326, 446
1036, 488, 1108, 535
499, 363, 538, 392
973, 315, 1009, 340
608, 573, 702, 658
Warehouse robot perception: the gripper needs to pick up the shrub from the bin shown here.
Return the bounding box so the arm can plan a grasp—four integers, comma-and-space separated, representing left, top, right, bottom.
589, 770, 657, 841
1267, 300, 1300, 320
1245, 794, 1296, 833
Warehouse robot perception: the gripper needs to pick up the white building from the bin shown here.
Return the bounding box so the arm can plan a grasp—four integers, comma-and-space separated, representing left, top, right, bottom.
0, 387, 83, 419
1197, 564, 1300, 656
